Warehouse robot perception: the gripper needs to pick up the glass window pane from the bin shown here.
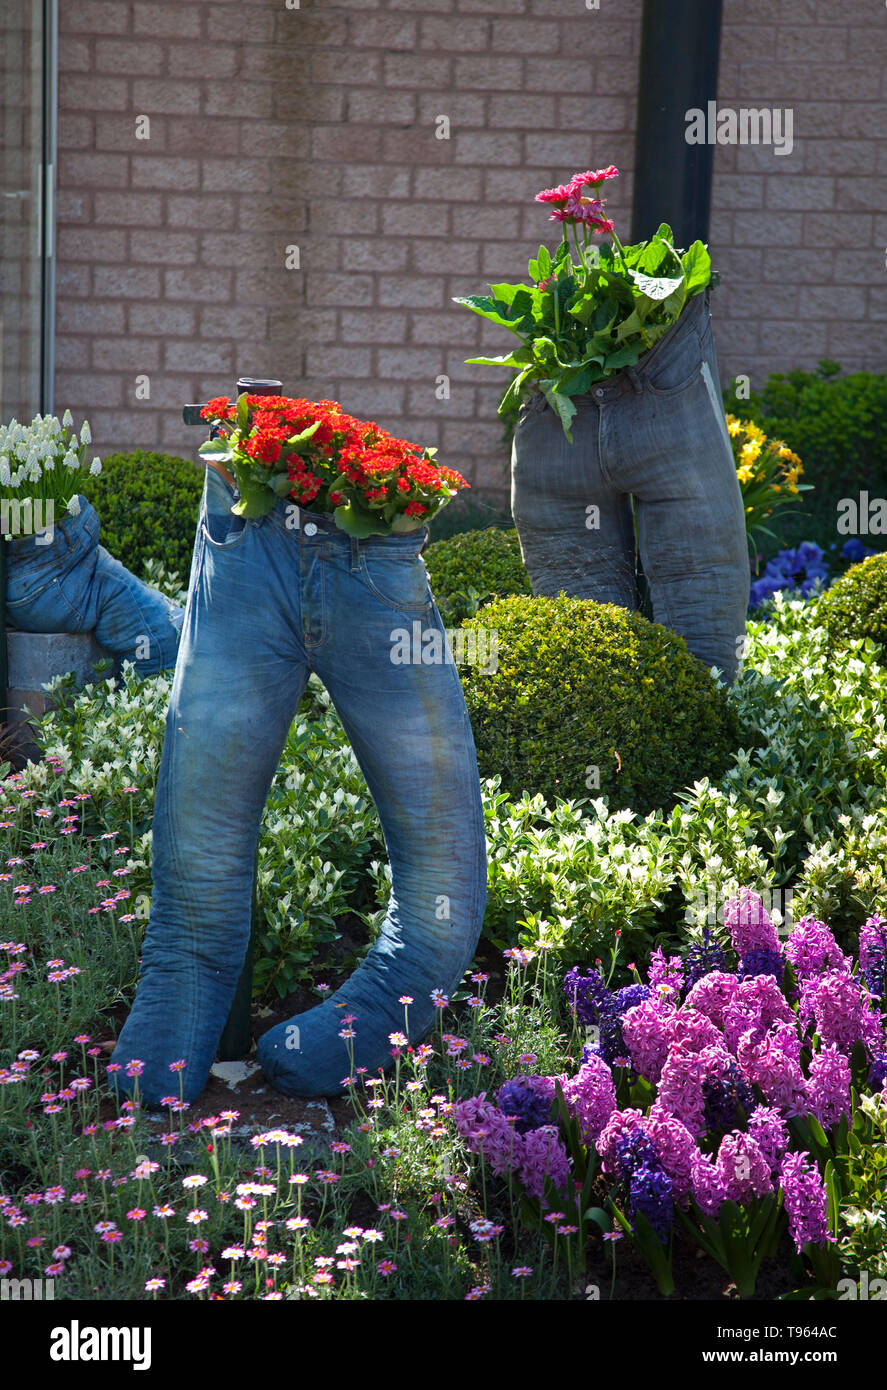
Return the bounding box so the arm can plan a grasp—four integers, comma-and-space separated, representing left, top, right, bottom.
0, 0, 50, 424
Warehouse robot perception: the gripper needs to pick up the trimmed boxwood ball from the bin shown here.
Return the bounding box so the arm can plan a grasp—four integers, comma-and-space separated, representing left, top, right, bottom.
815, 551, 887, 659
460, 594, 745, 815
424, 526, 531, 624
79, 449, 204, 583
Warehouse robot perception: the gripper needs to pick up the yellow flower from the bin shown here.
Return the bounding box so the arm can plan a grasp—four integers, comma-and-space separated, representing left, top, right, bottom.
744, 422, 765, 444
726, 415, 742, 437
740, 440, 762, 465
736, 464, 754, 484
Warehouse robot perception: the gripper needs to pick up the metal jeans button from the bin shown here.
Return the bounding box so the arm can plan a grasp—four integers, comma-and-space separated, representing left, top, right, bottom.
303, 522, 318, 536
595, 388, 605, 398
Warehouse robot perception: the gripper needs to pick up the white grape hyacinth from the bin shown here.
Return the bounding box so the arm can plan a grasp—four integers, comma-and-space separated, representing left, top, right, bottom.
0, 410, 100, 503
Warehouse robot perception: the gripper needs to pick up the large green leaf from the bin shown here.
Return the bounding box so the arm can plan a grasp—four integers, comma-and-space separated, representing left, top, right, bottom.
528, 244, 552, 282
681, 240, 712, 296
557, 365, 594, 396
198, 438, 234, 463
231, 476, 275, 519
611, 307, 650, 341
594, 268, 638, 305
510, 287, 539, 327
567, 290, 616, 326
268, 471, 294, 498
465, 349, 533, 370
660, 283, 687, 319
489, 281, 537, 307
529, 335, 560, 366
451, 295, 517, 330
539, 381, 577, 441
389, 512, 426, 534
497, 365, 535, 414
333, 501, 390, 538
628, 269, 686, 301
285, 420, 322, 448
601, 342, 648, 370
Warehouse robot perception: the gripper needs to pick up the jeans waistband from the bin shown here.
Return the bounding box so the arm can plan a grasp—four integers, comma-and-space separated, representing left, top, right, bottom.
572, 284, 710, 406
3, 494, 98, 558
261, 497, 429, 550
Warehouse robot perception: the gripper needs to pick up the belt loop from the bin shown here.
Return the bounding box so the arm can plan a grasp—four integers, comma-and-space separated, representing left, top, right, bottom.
350, 535, 360, 572
627, 365, 643, 394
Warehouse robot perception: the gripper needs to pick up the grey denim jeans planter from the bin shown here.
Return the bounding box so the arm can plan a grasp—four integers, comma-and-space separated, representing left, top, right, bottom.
4, 494, 184, 677
510, 288, 749, 684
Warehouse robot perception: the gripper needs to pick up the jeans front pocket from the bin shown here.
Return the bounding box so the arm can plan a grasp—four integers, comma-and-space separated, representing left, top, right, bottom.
199, 468, 253, 551
359, 543, 433, 614
644, 336, 706, 397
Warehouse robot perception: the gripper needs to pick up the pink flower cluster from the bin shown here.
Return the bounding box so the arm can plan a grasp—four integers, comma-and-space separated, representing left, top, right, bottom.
453, 1092, 570, 1203
534, 166, 618, 231
454, 895, 885, 1259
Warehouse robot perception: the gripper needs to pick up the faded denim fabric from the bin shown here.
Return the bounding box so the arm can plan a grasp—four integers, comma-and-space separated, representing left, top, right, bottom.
510, 288, 749, 683
5, 495, 184, 676
110, 465, 487, 1103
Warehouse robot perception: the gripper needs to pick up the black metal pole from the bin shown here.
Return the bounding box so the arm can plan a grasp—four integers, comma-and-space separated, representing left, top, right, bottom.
630, 0, 723, 622
630, 0, 724, 248
200, 377, 282, 1062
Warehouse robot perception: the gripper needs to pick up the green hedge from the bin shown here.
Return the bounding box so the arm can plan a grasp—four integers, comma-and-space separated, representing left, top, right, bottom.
723, 361, 887, 558
815, 551, 887, 661
425, 493, 513, 544
424, 526, 531, 624
79, 449, 204, 582
459, 593, 745, 815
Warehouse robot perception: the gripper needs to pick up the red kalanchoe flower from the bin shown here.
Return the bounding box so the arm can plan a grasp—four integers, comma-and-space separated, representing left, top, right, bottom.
200, 396, 234, 421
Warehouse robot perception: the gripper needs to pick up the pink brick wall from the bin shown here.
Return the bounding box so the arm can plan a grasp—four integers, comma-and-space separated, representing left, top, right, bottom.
712, 0, 887, 398
54, 0, 887, 507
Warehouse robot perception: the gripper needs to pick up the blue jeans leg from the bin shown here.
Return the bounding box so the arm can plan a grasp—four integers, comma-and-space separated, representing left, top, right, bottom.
257, 529, 487, 1096
110, 470, 487, 1105
4, 496, 183, 676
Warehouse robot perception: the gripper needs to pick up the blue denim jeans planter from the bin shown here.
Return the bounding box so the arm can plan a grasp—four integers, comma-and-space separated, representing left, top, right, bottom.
510, 288, 749, 683
5, 495, 184, 677
109, 465, 487, 1103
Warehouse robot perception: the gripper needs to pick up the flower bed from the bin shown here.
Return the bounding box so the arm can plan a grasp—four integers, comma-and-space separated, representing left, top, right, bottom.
454, 892, 887, 1297
2, 569, 887, 1301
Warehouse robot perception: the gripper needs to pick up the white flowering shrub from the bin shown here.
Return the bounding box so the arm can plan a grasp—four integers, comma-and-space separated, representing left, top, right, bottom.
0, 409, 101, 533
9, 586, 887, 992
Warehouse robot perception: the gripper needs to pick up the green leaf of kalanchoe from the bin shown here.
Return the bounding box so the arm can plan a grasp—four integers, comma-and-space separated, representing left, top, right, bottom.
231, 475, 276, 519
333, 501, 392, 538
198, 438, 234, 463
